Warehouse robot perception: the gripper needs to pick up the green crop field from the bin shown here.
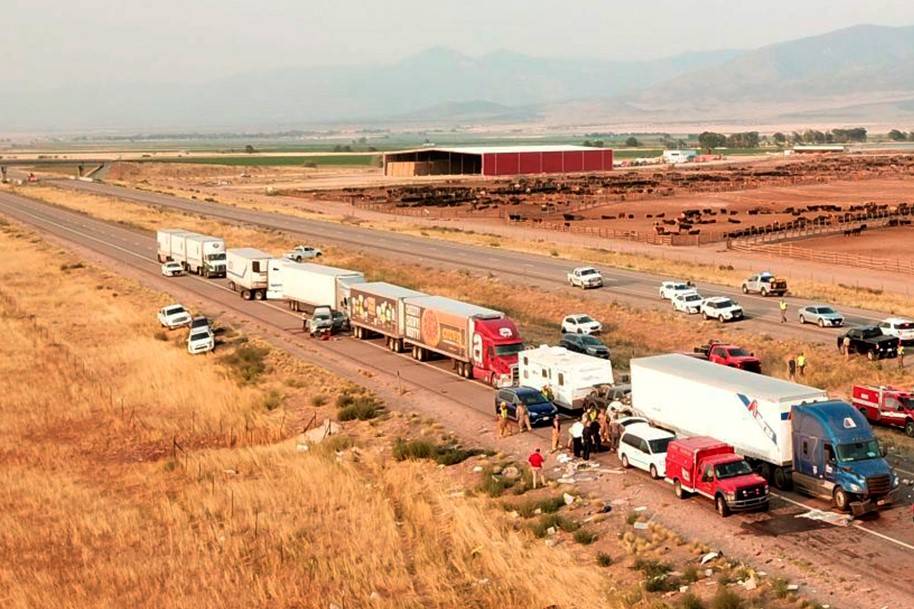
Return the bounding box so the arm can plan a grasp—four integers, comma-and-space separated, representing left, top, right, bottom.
155, 154, 379, 167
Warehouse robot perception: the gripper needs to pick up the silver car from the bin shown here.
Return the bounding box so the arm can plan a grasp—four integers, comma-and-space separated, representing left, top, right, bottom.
798, 304, 844, 327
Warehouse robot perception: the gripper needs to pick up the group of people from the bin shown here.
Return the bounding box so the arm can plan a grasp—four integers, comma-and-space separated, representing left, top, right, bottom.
553, 404, 624, 460
785, 352, 807, 380
496, 400, 533, 437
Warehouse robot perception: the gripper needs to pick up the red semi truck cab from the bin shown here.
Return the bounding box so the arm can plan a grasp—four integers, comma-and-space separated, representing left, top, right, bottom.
665, 436, 769, 517
852, 384, 914, 437
472, 316, 524, 387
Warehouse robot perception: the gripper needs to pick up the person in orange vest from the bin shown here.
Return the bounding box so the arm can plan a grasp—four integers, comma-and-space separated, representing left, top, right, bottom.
899, 344, 906, 369
778, 300, 788, 323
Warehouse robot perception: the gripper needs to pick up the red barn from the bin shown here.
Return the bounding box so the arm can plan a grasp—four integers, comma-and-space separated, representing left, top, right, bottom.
383, 145, 613, 177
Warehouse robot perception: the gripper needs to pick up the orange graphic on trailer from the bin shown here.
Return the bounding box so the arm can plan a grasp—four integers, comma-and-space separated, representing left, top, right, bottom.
405, 304, 468, 357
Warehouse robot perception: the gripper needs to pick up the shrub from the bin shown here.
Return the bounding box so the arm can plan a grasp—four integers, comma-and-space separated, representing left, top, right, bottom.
596, 552, 613, 567
529, 514, 579, 538
393, 438, 483, 465
154, 330, 168, 341
477, 470, 516, 497
219, 344, 270, 384
309, 394, 328, 407
261, 389, 284, 411
710, 588, 743, 609
771, 577, 791, 599
338, 396, 381, 421
626, 511, 641, 525
633, 558, 671, 579
678, 593, 705, 609
506, 495, 566, 518
682, 566, 699, 583
573, 528, 598, 545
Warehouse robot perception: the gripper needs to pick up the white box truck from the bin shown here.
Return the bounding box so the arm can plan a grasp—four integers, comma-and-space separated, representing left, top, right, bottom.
349, 282, 426, 351
517, 345, 614, 411
226, 248, 272, 300
156, 229, 189, 262
279, 262, 364, 313
170, 231, 202, 267
184, 234, 226, 278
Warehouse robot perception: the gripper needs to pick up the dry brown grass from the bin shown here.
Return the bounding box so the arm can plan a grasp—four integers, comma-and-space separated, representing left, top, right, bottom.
0, 223, 620, 609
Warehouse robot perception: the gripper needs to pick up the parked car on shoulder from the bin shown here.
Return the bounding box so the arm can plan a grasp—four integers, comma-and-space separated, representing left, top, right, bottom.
157, 304, 191, 329
618, 422, 676, 480
699, 296, 744, 322
331, 310, 351, 333
838, 326, 899, 360
741, 272, 787, 297
659, 280, 693, 300
582, 383, 631, 412
878, 317, 914, 345
284, 245, 322, 262
567, 266, 604, 289
559, 333, 610, 359
187, 328, 215, 354
693, 341, 762, 373
671, 290, 703, 314
798, 304, 844, 327
561, 313, 602, 335
494, 386, 559, 426
190, 316, 211, 333
161, 261, 184, 277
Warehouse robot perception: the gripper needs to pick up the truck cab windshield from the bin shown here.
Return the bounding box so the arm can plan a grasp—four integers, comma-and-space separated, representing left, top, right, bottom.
715, 460, 752, 479
836, 440, 881, 462
207, 253, 227, 261
494, 342, 524, 356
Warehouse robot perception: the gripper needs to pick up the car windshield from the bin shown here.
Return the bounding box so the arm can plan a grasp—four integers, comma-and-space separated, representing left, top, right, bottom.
815, 307, 836, 315
715, 460, 753, 479
673, 284, 688, 290
715, 299, 734, 308
684, 294, 701, 302
494, 342, 525, 356
728, 348, 751, 357
165, 307, 185, 315
648, 437, 672, 454
580, 268, 598, 276
575, 316, 594, 324
190, 332, 210, 342
517, 391, 549, 406
835, 440, 881, 462
313, 313, 331, 321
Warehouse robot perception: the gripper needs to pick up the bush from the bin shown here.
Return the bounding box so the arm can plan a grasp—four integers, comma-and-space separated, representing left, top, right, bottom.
477, 470, 516, 497
506, 495, 566, 518
633, 558, 671, 579
596, 552, 613, 567
678, 593, 705, 609
154, 330, 168, 341
710, 588, 743, 609
626, 511, 641, 525
338, 396, 382, 421
393, 438, 483, 465
573, 528, 598, 545
261, 389, 284, 411
529, 514, 580, 538
681, 565, 699, 583
309, 394, 328, 407
219, 344, 270, 384
771, 577, 791, 599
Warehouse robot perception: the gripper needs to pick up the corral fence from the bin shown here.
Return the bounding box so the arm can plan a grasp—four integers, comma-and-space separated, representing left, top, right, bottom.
728, 208, 914, 247
730, 241, 914, 274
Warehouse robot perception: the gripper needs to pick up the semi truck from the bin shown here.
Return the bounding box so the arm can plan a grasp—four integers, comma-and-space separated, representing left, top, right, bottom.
396, 295, 523, 385
184, 234, 226, 278
226, 248, 272, 300
274, 261, 365, 313
518, 345, 614, 412
631, 354, 897, 514
156, 229, 191, 262
349, 282, 427, 351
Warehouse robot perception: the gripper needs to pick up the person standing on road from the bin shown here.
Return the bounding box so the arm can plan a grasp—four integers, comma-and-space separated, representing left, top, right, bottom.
597, 408, 609, 444
498, 401, 510, 438
609, 415, 622, 453
796, 352, 807, 377
843, 335, 852, 361
582, 417, 594, 461
301, 313, 309, 333
569, 419, 585, 458
899, 344, 906, 369
778, 299, 788, 323
550, 417, 562, 453
787, 355, 797, 381
515, 401, 529, 434
528, 448, 545, 489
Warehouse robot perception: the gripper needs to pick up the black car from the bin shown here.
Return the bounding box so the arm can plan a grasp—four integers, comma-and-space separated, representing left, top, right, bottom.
559, 333, 610, 359
494, 386, 559, 426
838, 326, 899, 360
331, 311, 351, 333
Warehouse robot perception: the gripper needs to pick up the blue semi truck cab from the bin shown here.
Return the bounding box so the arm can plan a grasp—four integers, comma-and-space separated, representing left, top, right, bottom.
791, 400, 898, 515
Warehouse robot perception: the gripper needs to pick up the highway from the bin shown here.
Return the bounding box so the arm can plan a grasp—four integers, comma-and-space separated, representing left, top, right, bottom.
1, 189, 914, 609
50, 179, 893, 347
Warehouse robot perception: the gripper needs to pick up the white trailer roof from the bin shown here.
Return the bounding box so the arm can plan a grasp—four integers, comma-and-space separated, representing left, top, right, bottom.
405, 295, 502, 319
184, 233, 222, 242
227, 247, 271, 260
287, 261, 362, 277
521, 345, 607, 369
352, 282, 426, 299
632, 354, 825, 402
157, 228, 189, 235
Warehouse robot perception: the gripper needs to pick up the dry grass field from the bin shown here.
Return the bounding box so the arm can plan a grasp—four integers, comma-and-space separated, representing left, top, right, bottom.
0, 222, 627, 609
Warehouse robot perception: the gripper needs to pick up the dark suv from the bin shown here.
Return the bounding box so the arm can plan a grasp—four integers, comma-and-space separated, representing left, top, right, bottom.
494, 386, 559, 426
838, 326, 899, 360
559, 333, 610, 359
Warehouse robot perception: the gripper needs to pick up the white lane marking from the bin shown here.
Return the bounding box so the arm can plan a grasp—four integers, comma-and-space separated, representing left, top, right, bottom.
771, 491, 914, 551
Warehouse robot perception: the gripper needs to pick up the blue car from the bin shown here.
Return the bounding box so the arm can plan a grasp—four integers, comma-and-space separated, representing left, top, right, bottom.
494, 386, 559, 426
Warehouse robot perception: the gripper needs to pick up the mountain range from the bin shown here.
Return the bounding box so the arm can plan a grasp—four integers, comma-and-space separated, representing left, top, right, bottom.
4, 24, 914, 132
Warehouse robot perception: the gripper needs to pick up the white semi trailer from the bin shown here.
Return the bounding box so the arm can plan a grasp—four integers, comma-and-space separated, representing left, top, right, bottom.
277, 261, 364, 313
226, 248, 272, 300
156, 229, 190, 262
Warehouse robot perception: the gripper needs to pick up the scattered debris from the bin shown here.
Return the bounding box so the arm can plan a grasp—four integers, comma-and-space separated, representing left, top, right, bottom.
700, 551, 720, 565
796, 508, 852, 527
502, 466, 520, 479
633, 522, 649, 530
563, 493, 576, 506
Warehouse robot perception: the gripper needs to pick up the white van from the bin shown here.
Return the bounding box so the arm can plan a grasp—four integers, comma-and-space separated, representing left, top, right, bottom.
618, 422, 675, 479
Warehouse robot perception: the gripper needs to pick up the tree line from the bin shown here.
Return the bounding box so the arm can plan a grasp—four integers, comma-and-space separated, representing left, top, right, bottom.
697, 128, 871, 151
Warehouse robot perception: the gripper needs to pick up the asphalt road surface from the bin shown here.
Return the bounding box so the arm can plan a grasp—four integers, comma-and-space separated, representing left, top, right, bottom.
50, 179, 896, 348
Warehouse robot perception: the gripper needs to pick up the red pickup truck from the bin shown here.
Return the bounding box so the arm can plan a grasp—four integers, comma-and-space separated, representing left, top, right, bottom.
852, 384, 914, 437
665, 437, 769, 517
693, 341, 762, 373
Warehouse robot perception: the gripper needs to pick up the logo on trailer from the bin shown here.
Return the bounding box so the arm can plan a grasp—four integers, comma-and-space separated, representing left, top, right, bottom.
472, 333, 484, 366
736, 393, 777, 445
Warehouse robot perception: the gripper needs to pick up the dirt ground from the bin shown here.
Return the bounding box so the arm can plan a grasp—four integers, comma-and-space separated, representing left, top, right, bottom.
795, 225, 914, 261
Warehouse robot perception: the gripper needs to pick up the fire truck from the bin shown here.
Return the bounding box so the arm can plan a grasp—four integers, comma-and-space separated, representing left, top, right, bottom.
852, 385, 914, 437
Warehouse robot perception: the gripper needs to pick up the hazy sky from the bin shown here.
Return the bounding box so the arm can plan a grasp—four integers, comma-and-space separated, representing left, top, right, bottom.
6, 0, 914, 86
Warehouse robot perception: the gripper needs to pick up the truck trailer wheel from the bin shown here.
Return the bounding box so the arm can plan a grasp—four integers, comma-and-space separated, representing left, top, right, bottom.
254, 290, 265, 301
833, 488, 850, 511
241, 289, 251, 300
773, 467, 791, 490
715, 495, 731, 517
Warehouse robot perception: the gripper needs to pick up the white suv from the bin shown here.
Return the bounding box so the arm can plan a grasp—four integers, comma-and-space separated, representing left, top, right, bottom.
700, 296, 744, 322
659, 280, 693, 300
671, 290, 703, 314
618, 423, 675, 480
561, 313, 602, 335
187, 328, 215, 354
879, 317, 914, 345
158, 304, 192, 329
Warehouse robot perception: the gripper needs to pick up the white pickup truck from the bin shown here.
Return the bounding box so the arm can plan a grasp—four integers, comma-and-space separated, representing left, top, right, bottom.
567, 266, 603, 289
284, 245, 323, 262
